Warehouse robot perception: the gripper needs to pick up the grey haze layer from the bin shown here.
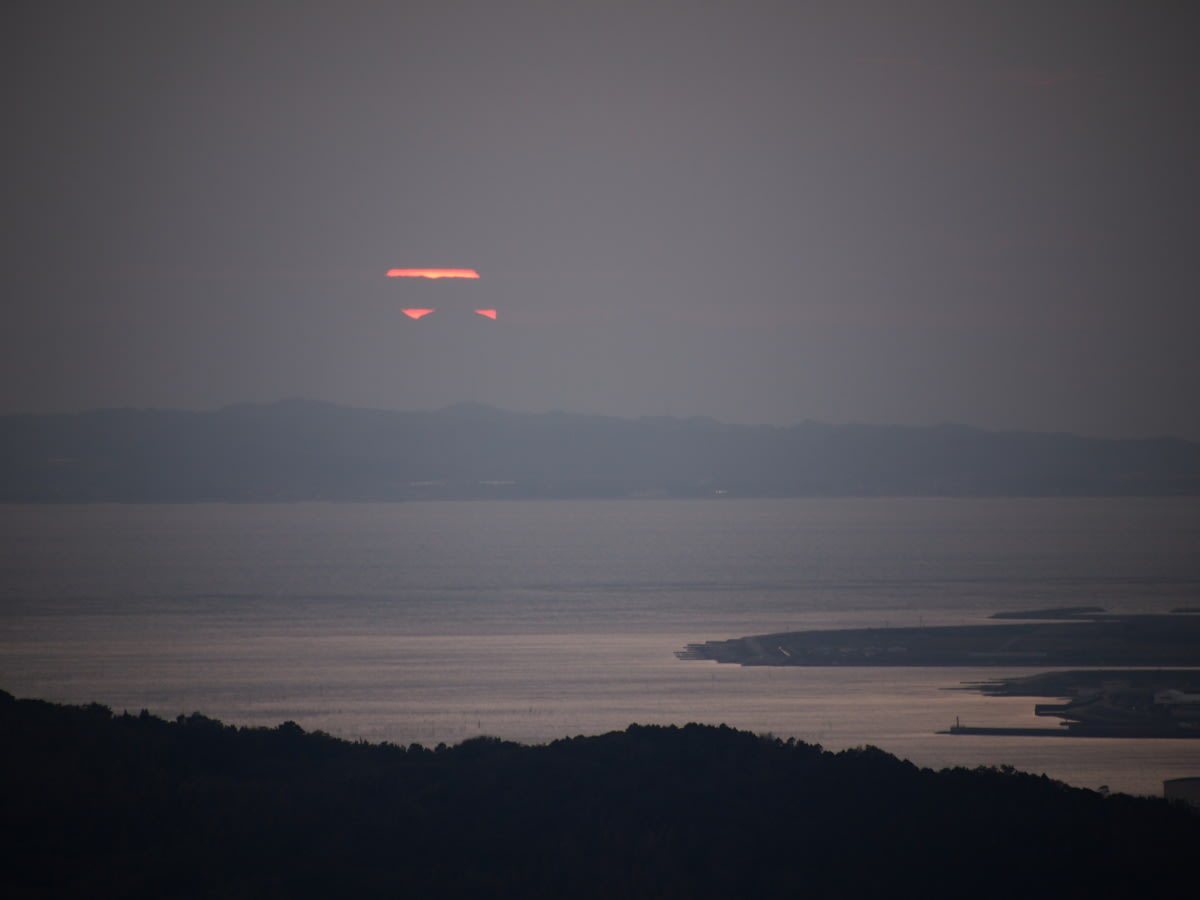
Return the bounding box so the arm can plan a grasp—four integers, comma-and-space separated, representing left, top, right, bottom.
3, 400, 1199, 502
5, 4, 1200, 441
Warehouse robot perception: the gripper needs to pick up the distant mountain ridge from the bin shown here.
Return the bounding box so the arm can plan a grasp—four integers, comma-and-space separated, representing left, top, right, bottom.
2, 399, 1198, 501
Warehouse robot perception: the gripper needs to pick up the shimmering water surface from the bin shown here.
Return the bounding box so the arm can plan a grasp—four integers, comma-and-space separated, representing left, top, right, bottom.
3, 498, 1198, 796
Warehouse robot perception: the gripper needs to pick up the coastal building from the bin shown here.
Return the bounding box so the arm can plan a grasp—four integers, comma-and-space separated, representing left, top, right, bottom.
1164, 777, 1200, 809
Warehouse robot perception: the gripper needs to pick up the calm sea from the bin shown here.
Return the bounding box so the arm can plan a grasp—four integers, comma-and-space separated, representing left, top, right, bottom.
3, 497, 1198, 796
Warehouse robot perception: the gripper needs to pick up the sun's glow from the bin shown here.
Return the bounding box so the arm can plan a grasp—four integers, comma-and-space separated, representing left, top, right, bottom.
401, 308, 435, 319
387, 268, 480, 279
474, 309, 498, 319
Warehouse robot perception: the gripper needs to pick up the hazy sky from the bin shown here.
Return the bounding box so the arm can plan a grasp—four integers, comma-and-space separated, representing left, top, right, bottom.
6, 1, 1198, 438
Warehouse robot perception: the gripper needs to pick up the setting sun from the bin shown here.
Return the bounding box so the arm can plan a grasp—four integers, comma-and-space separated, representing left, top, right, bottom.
387, 268, 480, 279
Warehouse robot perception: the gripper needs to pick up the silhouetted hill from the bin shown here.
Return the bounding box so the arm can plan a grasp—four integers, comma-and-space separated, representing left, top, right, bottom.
2, 400, 1198, 500
2, 690, 1196, 899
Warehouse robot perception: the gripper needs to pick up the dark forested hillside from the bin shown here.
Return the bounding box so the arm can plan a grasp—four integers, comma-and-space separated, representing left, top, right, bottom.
2, 690, 1196, 899
3, 399, 1199, 500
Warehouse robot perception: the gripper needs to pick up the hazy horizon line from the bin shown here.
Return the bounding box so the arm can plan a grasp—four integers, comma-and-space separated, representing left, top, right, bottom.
5, 396, 1195, 445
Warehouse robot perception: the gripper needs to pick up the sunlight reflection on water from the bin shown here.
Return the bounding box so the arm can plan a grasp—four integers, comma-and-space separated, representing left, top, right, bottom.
3, 498, 1199, 796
